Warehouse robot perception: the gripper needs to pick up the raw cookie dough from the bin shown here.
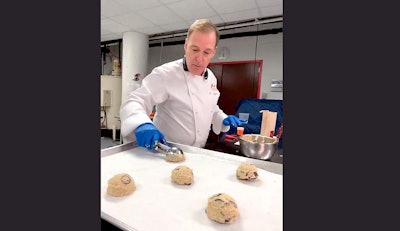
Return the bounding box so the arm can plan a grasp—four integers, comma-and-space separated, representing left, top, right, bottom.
205, 193, 239, 224
171, 165, 193, 185
236, 162, 258, 180
107, 173, 136, 197
166, 153, 185, 162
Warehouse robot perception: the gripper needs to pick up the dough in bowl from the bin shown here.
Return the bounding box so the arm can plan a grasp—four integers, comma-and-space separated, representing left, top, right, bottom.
166, 153, 185, 162
107, 173, 136, 197
171, 165, 193, 185
205, 193, 239, 224
236, 162, 258, 180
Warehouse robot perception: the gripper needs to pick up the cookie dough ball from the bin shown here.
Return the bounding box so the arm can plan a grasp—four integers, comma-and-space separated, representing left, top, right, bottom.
236, 162, 258, 180
205, 193, 239, 224
171, 165, 193, 185
107, 173, 136, 197
166, 153, 185, 162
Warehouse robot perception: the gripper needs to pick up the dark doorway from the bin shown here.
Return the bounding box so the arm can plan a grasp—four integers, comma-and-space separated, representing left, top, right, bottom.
208, 60, 262, 115
206, 60, 262, 144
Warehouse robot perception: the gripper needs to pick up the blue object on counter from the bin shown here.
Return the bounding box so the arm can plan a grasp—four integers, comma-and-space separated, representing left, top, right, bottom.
224, 98, 283, 149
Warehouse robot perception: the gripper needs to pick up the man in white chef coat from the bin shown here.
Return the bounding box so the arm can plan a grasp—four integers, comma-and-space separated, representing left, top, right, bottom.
120, 19, 246, 150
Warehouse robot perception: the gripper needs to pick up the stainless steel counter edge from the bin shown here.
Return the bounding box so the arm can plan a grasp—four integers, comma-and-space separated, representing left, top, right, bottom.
101, 142, 283, 175
101, 211, 137, 231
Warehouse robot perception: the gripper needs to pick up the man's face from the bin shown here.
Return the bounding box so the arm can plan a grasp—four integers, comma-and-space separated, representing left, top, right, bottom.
184, 30, 217, 76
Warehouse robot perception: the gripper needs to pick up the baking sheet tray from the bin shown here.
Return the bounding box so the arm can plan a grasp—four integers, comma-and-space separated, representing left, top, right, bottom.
101, 146, 283, 231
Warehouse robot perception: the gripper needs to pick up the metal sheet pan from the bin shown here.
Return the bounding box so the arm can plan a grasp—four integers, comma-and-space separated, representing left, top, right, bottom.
101, 142, 283, 231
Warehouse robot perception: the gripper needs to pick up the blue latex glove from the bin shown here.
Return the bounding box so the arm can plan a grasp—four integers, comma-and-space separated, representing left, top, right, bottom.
135, 123, 166, 150
222, 115, 247, 127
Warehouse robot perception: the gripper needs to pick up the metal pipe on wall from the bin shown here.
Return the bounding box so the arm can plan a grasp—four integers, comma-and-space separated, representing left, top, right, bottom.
148, 16, 283, 41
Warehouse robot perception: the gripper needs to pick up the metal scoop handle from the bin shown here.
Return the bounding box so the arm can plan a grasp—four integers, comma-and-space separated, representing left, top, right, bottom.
154, 141, 184, 156
154, 141, 171, 153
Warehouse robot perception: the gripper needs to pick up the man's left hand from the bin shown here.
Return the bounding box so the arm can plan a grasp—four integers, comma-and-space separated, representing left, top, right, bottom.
222, 115, 247, 127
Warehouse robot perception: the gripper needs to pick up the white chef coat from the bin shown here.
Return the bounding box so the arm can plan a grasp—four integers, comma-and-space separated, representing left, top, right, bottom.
120, 58, 230, 148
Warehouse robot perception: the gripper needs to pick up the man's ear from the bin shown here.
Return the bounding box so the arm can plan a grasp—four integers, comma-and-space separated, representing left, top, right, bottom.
184, 38, 188, 51
210, 46, 217, 58
214, 46, 218, 53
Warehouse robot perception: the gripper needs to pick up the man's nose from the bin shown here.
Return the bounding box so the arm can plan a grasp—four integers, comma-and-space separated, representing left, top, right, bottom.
194, 52, 205, 61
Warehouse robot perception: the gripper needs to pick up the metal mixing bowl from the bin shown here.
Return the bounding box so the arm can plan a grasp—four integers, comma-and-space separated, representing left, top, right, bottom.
239, 134, 278, 160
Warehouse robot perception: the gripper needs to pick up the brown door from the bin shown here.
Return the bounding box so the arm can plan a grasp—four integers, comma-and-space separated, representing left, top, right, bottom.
208, 61, 261, 115
206, 60, 261, 144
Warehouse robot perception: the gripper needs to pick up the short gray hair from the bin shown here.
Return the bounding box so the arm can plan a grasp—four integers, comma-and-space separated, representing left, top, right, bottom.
187, 19, 220, 47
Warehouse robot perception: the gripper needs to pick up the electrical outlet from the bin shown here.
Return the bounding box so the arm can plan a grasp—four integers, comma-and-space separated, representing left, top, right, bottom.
101, 90, 112, 106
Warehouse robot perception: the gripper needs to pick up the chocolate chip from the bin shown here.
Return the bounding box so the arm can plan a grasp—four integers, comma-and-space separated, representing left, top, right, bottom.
120, 174, 131, 184
229, 200, 237, 207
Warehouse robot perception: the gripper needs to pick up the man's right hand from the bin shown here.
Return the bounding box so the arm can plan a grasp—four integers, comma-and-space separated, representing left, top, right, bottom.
135, 123, 166, 150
